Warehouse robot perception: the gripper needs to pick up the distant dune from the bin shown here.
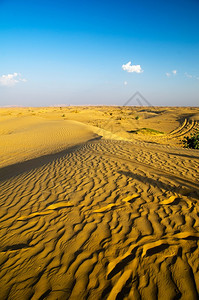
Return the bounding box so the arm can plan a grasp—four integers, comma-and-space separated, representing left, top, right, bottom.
0, 106, 199, 299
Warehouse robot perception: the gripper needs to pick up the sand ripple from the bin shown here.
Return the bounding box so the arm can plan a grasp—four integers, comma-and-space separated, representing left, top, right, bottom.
0, 139, 199, 299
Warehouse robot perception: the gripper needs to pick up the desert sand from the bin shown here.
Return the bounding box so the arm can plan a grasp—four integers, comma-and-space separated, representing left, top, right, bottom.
0, 106, 199, 299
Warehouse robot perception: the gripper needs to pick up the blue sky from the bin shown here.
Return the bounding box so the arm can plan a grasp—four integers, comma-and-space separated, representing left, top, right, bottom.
0, 0, 199, 106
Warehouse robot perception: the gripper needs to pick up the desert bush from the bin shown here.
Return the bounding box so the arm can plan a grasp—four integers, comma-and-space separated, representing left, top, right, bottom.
135, 115, 139, 120
182, 131, 199, 149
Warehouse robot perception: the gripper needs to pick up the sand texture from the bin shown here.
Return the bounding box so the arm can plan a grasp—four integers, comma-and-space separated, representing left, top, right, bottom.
0, 106, 199, 299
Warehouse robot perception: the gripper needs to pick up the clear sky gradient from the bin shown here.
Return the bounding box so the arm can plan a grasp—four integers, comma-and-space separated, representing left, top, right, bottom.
0, 0, 199, 106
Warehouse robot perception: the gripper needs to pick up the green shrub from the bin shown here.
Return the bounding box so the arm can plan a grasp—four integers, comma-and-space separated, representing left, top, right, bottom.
182, 131, 199, 149
135, 115, 139, 120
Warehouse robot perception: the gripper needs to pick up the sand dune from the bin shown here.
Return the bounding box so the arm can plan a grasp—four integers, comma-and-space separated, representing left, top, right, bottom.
0, 114, 98, 168
0, 107, 199, 299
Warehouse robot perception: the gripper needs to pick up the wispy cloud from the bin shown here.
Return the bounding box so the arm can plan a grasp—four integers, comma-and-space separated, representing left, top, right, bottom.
124, 81, 128, 85
0, 73, 27, 86
185, 72, 192, 78
122, 61, 143, 73
184, 72, 199, 80
166, 70, 199, 80
166, 70, 177, 77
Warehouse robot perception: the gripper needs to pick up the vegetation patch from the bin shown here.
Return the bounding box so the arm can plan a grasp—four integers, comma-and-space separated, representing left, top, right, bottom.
128, 128, 164, 135
182, 131, 199, 149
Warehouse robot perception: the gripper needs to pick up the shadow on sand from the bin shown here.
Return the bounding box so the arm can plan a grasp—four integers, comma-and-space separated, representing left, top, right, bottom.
0, 137, 102, 182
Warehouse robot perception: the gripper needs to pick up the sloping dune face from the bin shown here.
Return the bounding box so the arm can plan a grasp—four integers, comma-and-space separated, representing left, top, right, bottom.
0, 107, 199, 299
0, 116, 98, 168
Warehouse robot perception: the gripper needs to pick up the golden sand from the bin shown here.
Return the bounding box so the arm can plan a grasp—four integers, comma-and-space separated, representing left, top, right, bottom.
0, 106, 199, 299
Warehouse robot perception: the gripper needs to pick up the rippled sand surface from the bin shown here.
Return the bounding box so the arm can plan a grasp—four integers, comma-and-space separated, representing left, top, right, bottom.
0, 107, 199, 299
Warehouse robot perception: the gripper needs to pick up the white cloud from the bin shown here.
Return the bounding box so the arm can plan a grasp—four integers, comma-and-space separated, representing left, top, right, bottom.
185, 72, 193, 78
122, 61, 143, 73
0, 73, 27, 86
124, 81, 128, 85
166, 70, 177, 77
184, 72, 199, 80
166, 71, 199, 80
